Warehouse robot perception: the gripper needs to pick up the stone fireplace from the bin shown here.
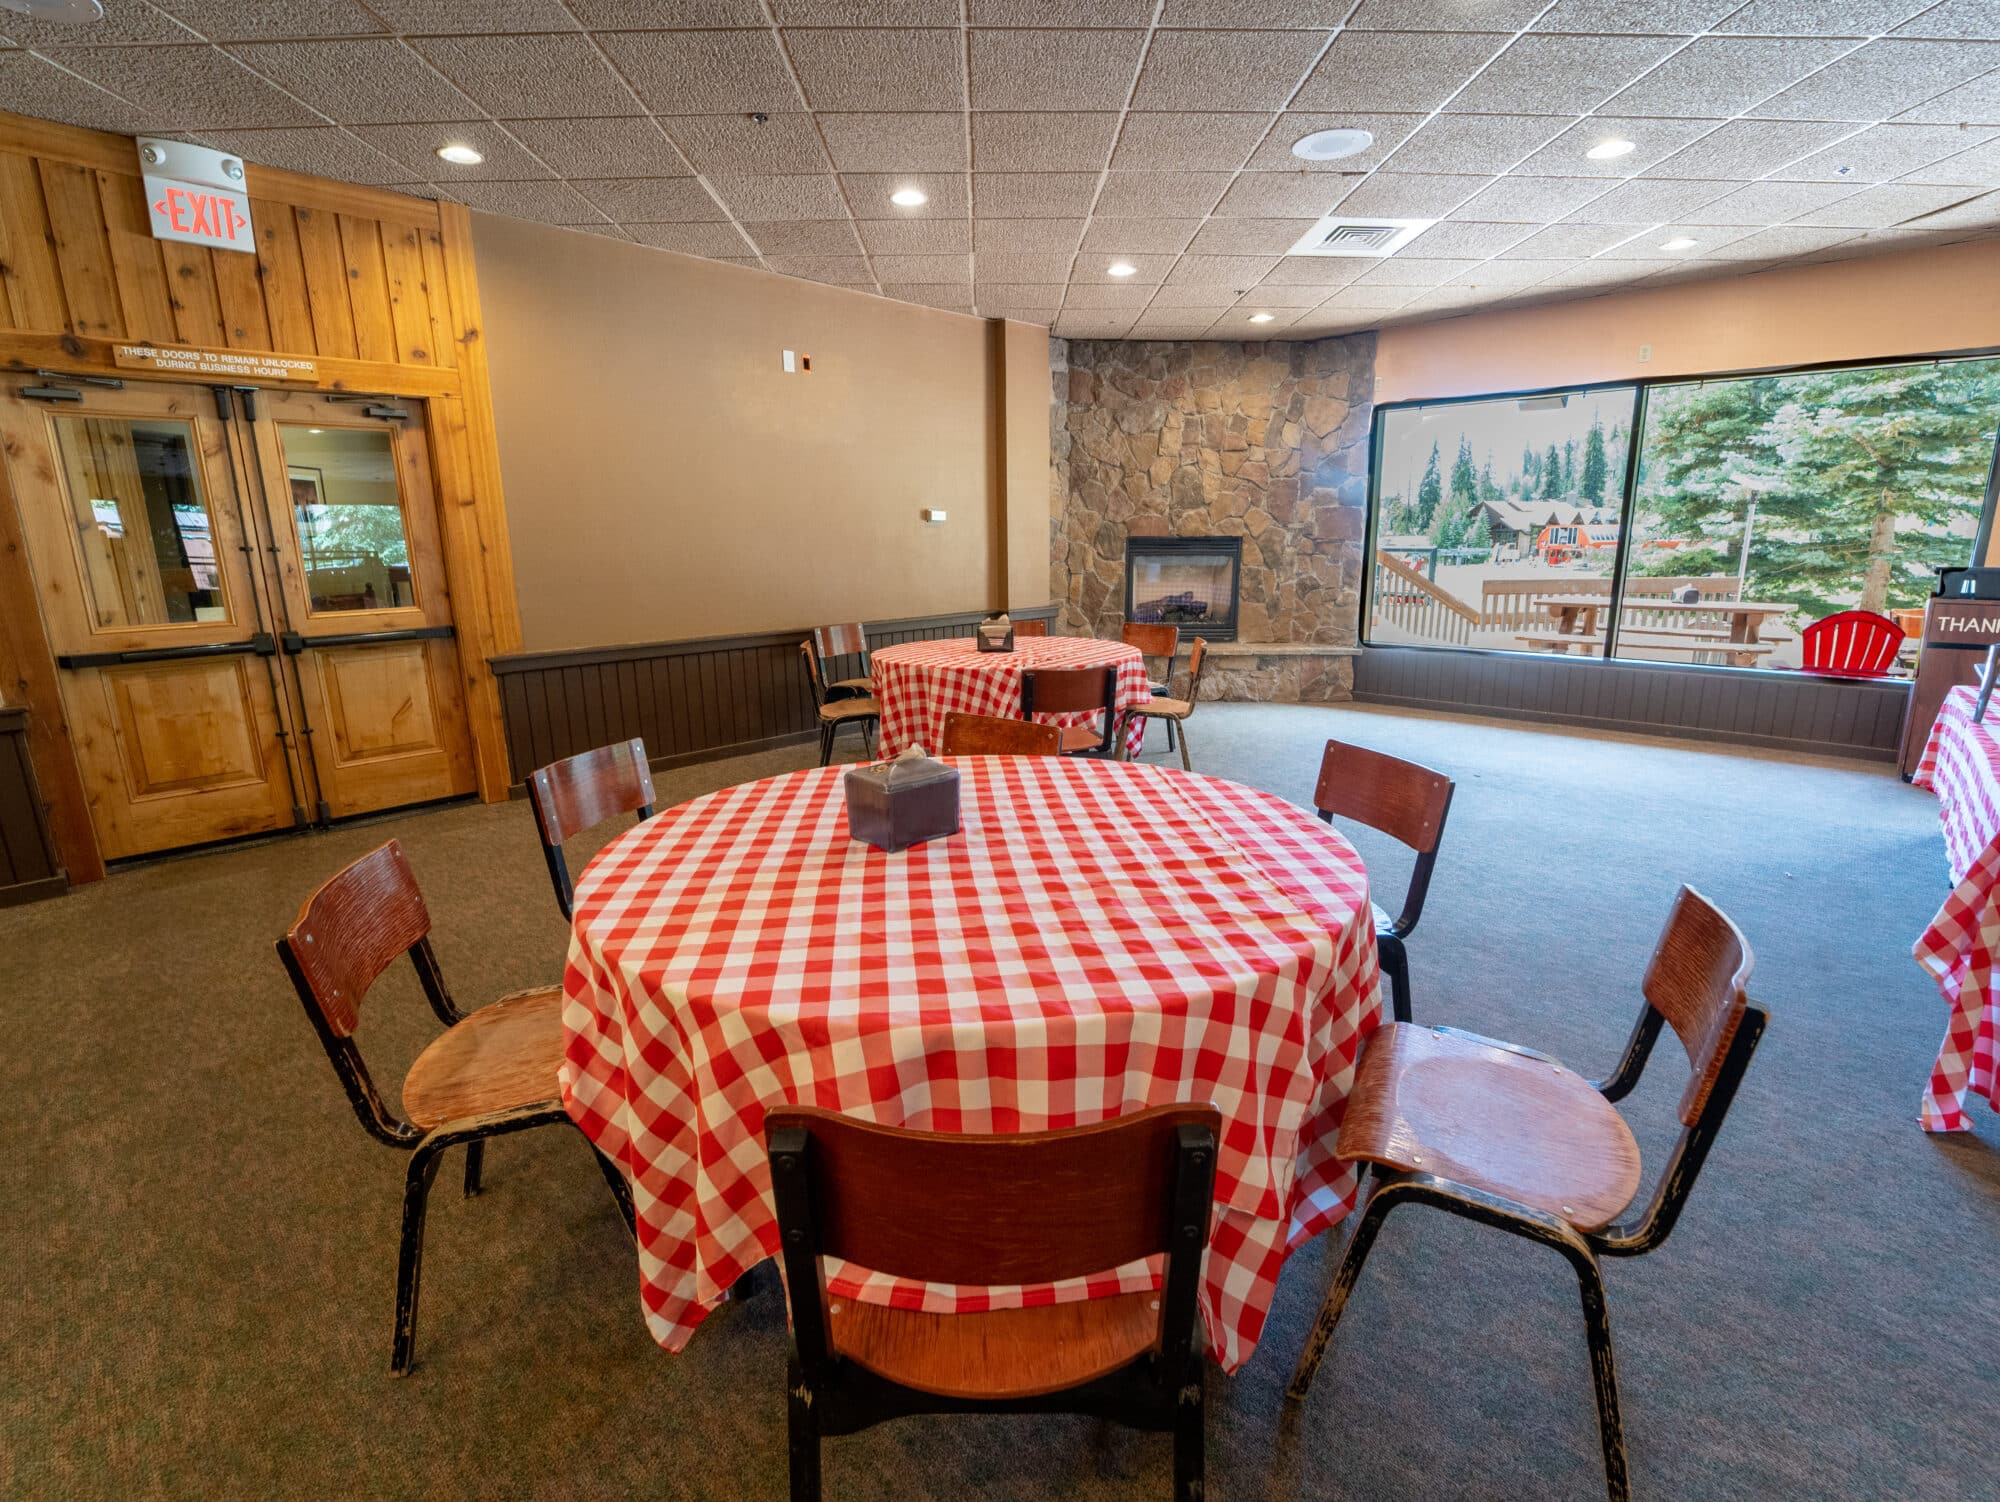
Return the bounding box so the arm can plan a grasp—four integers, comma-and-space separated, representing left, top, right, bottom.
1126, 536, 1241, 640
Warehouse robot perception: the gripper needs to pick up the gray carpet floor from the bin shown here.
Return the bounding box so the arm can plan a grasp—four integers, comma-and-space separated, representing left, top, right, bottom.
3, 702, 1996, 1501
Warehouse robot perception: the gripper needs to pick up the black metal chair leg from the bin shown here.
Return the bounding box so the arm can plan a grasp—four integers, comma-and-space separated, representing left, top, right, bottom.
462, 1139, 484, 1198
1174, 1369, 1205, 1502
391, 1141, 446, 1376
1376, 935, 1412, 1024
1573, 1253, 1631, 1502
1288, 1175, 1395, 1399
817, 722, 834, 768
862, 722, 875, 758
592, 1146, 636, 1234
787, 1359, 822, 1502
1165, 716, 1176, 753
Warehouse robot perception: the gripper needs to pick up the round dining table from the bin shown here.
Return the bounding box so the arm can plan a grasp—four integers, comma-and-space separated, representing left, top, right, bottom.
560, 754, 1382, 1373
870, 635, 1154, 759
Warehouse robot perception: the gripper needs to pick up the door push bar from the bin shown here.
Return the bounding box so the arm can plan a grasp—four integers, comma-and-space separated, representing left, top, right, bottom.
280, 625, 454, 653
58, 632, 277, 670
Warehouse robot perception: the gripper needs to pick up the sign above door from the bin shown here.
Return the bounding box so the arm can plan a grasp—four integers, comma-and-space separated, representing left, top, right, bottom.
112, 344, 318, 382
135, 137, 255, 254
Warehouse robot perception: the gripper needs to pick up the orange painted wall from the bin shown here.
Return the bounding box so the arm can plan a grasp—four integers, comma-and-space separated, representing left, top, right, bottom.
1372, 240, 2000, 404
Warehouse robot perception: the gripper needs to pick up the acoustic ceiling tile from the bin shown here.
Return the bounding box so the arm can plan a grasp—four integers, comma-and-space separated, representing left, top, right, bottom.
628, 223, 759, 256
1512, 115, 1723, 177
1129, 29, 1328, 111
1110, 112, 1276, 172
1533, 0, 1740, 31
575, 0, 766, 21
766, 254, 876, 283
157, 1, 385, 40
1604, 37, 1857, 119
1079, 217, 1205, 253
1560, 176, 1727, 223
745, 219, 867, 255
1894, 0, 2000, 38
842, 172, 969, 215
367, 0, 581, 28
1210, 173, 1353, 218
878, 283, 975, 310
1392, 219, 1537, 257
50, 43, 325, 128
1756, 40, 2000, 121
784, 28, 965, 111
0, 54, 152, 134
1449, 258, 1578, 286
1090, 170, 1234, 216
1888, 187, 2000, 227
1499, 222, 1637, 258
1054, 312, 1141, 336
1184, 218, 1320, 254
971, 112, 1122, 171
817, 113, 968, 172
575, 176, 728, 220
1792, 181, 1990, 226
201, 127, 427, 185
0, 1, 194, 44
1254, 257, 1366, 284
870, 252, 973, 281
1071, 251, 1179, 282
349, 120, 556, 179
595, 29, 804, 115
662, 114, 831, 173
1691, 179, 1864, 223
971, 0, 1155, 22
973, 217, 1087, 252
1334, 171, 1493, 217
1697, 225, 1863, 257
968, 27, 1149, 111
1594, 224, 1746, 256
974, 251, 1080, 281
1163, 253, 1282, 285
1716, 0, 1930, 32
501, 118, 692, 178
856, 217, 973, 252
1446, 34, 1683, 116
706, 172, 851, 219
1159, 0, 1350, 23
1063, 283, 1159, 307
1894, 69, 2000, 124
1293, 30, 1509, 114
443, 179, 605, 224
1646, 118, 1853, 179
1242, 112, 1427, 173
1776, 123, 1995, 182
408, 33, 640, 118
1245, 283, 1359, 306
1908, 135, 2000, 185
972, 171, 1102, 217
1346, 0, 1545, 27
1350, 257, 1483, 285
1384, 114, 1574, 175
771, 1, 962, 23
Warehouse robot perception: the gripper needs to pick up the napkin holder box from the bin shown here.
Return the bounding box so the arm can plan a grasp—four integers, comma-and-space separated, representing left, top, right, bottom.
844, 755, 961, 852
975, 615, 1015, 653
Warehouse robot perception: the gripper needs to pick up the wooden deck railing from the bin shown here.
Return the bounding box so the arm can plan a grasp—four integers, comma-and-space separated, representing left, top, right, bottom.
1479, 574, 1740, 630
1372, 550, 1478, 645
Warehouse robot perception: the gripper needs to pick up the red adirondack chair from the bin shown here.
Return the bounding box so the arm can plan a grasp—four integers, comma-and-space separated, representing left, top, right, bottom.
1799, 610, 1905, 678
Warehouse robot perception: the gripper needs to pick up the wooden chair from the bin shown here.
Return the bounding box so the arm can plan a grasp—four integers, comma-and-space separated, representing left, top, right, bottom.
940, 711, 1060, 757
801, 641, 880, 766
526, 737, 655, 921
767, 1103, 1220, 1502
1799, 609, 1903, 678
1121, 622, 1181, 747
275, 840, 635, 1376
1020, 665, 1119, 756
1311, 738, 1454, 1024
1287, 887, 1769, 1502
1014, 618, 1049, 637
810, 623, 874, 700
1120, 638, 1210, 771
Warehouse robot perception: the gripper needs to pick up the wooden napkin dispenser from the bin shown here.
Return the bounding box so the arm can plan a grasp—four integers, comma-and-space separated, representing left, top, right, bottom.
975, 612, 1015, 653
844, 747, 961, 852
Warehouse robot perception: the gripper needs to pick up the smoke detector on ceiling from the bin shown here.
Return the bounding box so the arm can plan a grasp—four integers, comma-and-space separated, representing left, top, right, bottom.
0, 0, 102, 19
1286, 215, 1436, 258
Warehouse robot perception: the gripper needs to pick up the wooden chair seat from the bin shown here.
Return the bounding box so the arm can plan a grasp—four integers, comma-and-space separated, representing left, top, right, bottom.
1058, 722, 1107, 753
829, 1290, 1159, 1402
402, 985, 564, 1129
1336, 1023, 1642, 1232
830, 675, 874, 695
1134, 695, 1192, 720
818, 696, 881, 723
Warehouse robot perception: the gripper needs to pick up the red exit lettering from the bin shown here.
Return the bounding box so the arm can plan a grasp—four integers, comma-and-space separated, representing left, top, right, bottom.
150, 186, 250, 244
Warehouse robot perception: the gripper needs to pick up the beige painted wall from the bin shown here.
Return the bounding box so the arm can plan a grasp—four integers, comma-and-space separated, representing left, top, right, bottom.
473, 213, 1044, 652
1373, 240, 2000, 404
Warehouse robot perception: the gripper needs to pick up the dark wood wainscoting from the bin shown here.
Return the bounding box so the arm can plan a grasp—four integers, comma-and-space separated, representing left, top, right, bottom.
1353, 646, 1910, 762
491, 607, 1059, 785
1, 707, 66, 906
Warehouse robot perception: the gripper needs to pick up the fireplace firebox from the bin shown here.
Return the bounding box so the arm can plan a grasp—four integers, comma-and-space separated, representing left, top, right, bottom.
1125, 536, 1242, 641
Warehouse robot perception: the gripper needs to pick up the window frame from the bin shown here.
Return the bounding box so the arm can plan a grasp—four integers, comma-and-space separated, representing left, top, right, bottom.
1361, 345, 2000, 677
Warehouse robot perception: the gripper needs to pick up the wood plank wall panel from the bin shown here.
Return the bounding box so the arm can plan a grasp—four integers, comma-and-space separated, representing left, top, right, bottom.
491, 607, 1058, 784
0, 708, 65, 903
1352, 646, 1908, 761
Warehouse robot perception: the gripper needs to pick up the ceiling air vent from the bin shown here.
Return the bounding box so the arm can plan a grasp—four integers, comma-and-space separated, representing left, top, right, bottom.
1286, 215, 1436, 258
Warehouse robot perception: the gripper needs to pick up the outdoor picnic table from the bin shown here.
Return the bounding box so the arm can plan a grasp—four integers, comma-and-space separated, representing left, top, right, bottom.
1535, 595, 1793, 642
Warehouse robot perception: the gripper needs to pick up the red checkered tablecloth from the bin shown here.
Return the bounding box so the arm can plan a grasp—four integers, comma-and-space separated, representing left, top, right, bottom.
871, 636, 1153, 759
560, 755, 1381, 1372
1912, 684, 2000, 1131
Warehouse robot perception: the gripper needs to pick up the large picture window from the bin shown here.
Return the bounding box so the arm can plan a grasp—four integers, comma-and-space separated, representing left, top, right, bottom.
1364, 355, 2000, 676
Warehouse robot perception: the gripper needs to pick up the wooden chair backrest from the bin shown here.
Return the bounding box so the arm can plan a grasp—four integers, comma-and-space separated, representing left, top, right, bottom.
528, 738, 655, 849
941, 712, 1060, 757
768, 1103, 1220, 1286
1021, 665, 1116, 717
1313, 739, 1453, 854
799, 640, 827, 704
279, 840, 428, 1038
1121, 622, 1179, 661
1643, 885, 1754, 1126
1182, 636, 1209, 704
1014, 619, 1048, 637
812, 622, 869, 659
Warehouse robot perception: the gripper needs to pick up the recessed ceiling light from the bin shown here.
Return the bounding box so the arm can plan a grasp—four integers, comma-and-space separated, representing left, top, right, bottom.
890, 187, 927, 207
436, 143, 483, 165
1248, 312, 1275, 323
0, 0, 103, 19
1291, 128, 1375, 162
1661, 237, 1698, 251
1107, 262, 1137, 277
1585, 138, 1636, 161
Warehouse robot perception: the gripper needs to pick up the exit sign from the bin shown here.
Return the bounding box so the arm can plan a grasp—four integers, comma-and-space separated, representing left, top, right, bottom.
136, 138, 255, 253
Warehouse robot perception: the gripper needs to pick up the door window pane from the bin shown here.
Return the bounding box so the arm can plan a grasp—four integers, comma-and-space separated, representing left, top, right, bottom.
280, 426, 415, 613
1622, 358, 2000, 673
52, 417, 228, 630
1368, 388, 1638, 652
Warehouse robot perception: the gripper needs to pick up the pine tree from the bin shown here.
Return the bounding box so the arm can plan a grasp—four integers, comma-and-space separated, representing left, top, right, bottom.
1521, 444, 1538, 497
1415, 440, 1443, 530
1540, 443, 1564, 499
1638, 362, 2000, 615
1561, 439, 1577, 495
1580, 418, 1609, 502
1449, 435, 1478, 511
1480, 453, 1501, 503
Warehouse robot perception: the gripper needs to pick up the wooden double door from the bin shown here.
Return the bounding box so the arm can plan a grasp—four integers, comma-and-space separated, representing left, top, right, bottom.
0, 373, 475, 861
